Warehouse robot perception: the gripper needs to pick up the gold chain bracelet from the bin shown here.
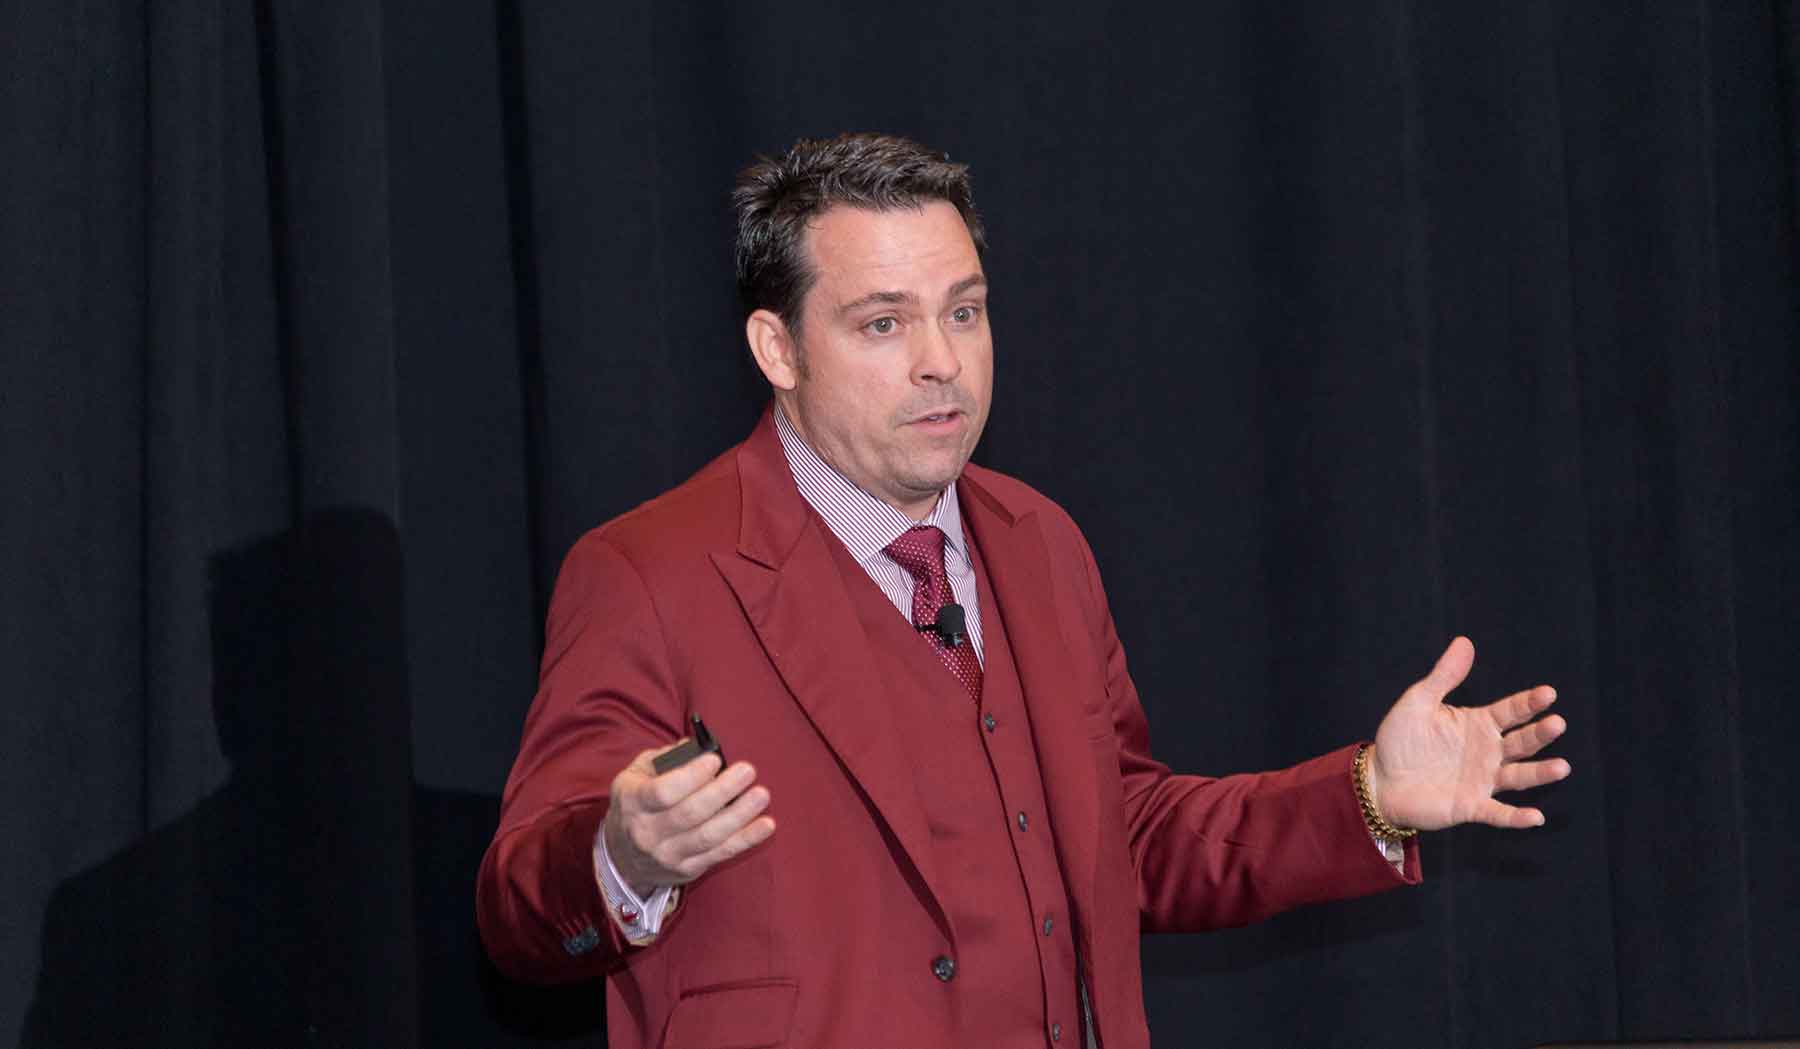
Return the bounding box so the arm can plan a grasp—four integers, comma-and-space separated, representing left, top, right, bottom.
1353, 743, 1418, 841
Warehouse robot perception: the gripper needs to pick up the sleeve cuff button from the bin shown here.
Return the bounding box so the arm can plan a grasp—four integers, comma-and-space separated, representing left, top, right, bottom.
562, 925, 602, 956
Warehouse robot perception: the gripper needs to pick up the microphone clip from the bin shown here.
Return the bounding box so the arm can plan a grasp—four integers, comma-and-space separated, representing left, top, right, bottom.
920, 603, 967, 649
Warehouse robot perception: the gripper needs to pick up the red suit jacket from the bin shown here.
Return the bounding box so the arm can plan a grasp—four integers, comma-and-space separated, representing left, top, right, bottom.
476, 410, 1418, 1048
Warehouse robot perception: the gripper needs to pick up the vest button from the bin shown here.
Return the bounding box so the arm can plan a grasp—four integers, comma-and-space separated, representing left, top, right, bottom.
1016, 811, 1029, 831
931, 955, 956, 982
1043, 915, 1054, 935
982, 713, 997, 733
1052, 1021, 1063, 1041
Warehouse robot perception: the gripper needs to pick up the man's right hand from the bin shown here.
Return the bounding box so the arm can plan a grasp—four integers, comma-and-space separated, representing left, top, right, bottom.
603, 741, 776, 898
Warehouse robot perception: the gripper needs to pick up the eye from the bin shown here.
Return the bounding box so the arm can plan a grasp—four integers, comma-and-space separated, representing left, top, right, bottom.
950, 305, 980, 325
866, 316, 898, 336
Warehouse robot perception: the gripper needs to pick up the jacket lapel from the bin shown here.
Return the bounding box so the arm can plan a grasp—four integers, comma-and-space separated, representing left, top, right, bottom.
959, 472, 1105, 928
710, 411, 953, 938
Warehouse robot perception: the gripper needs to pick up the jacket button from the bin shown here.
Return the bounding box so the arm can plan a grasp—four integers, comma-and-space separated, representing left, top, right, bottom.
1051, 1020, 1062, 1041
982, 713, 997, 733
931, 955, 956, 982
561, 925, 600, 956
1043, 915, 1054, 936
1016, 811, 1029, 831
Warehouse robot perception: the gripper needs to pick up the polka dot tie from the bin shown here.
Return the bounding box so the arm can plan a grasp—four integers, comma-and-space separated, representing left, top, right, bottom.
883, 525, 983, 704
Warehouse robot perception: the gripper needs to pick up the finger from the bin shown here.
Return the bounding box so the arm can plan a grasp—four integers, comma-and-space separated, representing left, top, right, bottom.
1472, 797, 1546, 829
664, 785, 773, 874
676, 814, 777, 880
658, 761, 758, 833
1416, 636, 1475, 700
638, 748, 726, 812
1483, 685, 1558, 733
611, 741, 689, 807
1496, 756, 1571, 793
1500, 712, 1566, 760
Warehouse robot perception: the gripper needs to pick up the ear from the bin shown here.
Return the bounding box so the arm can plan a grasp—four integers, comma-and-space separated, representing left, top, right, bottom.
745, 309, 801, 390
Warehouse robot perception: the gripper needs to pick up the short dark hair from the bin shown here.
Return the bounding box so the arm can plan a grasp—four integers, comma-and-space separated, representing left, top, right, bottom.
733, 132, 986, 334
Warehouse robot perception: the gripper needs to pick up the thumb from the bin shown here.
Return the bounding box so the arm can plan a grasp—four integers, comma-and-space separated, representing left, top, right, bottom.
1415, 636, 1474, 700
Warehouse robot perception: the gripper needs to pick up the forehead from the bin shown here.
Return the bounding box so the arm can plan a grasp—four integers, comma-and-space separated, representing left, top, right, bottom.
801, 202, 982, 305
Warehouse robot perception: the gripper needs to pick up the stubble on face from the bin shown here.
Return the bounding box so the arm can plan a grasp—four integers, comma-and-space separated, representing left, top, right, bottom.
779, 202, 993, 519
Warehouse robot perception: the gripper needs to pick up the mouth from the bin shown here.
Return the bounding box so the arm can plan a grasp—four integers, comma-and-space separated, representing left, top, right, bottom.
908, 409, 964, 426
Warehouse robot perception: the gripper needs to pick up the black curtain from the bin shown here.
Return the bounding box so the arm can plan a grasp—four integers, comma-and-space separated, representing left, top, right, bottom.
4, 2, 1796, 1046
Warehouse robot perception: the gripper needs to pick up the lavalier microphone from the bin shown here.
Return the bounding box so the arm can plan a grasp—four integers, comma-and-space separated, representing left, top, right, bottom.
921, 603, 967, 648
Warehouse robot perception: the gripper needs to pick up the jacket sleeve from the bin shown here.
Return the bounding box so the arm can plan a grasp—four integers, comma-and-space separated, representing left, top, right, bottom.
1065, 520, 1420, 934
475, 531, 687, 982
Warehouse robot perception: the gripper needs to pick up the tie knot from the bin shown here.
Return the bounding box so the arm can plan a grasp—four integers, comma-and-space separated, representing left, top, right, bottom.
883, 525, 947, 583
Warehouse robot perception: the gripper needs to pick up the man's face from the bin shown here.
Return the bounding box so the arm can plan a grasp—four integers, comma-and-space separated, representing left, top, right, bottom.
770, 201, 992, 519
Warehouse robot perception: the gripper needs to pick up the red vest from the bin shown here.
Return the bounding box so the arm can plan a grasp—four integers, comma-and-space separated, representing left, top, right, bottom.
829, 523, 1082, 1047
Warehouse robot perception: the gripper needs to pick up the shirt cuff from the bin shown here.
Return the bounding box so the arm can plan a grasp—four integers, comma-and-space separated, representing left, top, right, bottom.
1371, 832, 1406, 872
593, 825, 678, 945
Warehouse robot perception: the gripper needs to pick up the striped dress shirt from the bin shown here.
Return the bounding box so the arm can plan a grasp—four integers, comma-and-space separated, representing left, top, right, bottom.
771, 404, 986, 664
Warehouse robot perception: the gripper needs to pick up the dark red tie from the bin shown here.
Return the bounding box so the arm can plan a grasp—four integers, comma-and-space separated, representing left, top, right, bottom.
884, 525, 983, 703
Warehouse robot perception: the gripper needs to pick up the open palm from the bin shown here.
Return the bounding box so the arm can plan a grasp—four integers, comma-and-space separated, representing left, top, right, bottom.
1370, 637, 1570, 832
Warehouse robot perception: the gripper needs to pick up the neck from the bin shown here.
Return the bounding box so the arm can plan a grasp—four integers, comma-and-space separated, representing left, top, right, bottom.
772, 399, 944, 520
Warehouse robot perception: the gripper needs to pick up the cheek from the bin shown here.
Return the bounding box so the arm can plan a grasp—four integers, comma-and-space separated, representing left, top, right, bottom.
965, 335, 994, 379
968, 351, 995, 405
820, 377, 896, 448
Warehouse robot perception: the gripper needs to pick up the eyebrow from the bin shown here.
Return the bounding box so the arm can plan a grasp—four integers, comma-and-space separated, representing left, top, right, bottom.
835, 273, 988, 317
946, 274, 987, 298
836, 289, 915, 316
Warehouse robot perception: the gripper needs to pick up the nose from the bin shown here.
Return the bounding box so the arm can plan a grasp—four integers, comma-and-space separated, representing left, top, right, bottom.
912, 320, 962, 385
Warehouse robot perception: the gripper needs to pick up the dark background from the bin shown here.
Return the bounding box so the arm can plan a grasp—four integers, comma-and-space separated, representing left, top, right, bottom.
4, 1, 1798, 1046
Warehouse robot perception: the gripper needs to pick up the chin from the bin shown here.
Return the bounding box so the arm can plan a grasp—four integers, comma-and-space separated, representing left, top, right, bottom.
891, 445, 974, 493
904, 465, 967, 494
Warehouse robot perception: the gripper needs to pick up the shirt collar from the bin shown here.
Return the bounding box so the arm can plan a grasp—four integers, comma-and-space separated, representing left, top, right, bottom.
771, 403, 971, 571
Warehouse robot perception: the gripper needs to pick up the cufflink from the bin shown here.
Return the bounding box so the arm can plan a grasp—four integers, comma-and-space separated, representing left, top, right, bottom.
562, 924, 601, 956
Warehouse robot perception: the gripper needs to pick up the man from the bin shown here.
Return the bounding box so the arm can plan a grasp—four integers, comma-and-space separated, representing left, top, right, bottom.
476, 133, 1570, 1048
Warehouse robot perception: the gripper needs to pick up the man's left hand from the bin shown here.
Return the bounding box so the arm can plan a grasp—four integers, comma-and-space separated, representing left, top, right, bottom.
1368, 636, 1570, 832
